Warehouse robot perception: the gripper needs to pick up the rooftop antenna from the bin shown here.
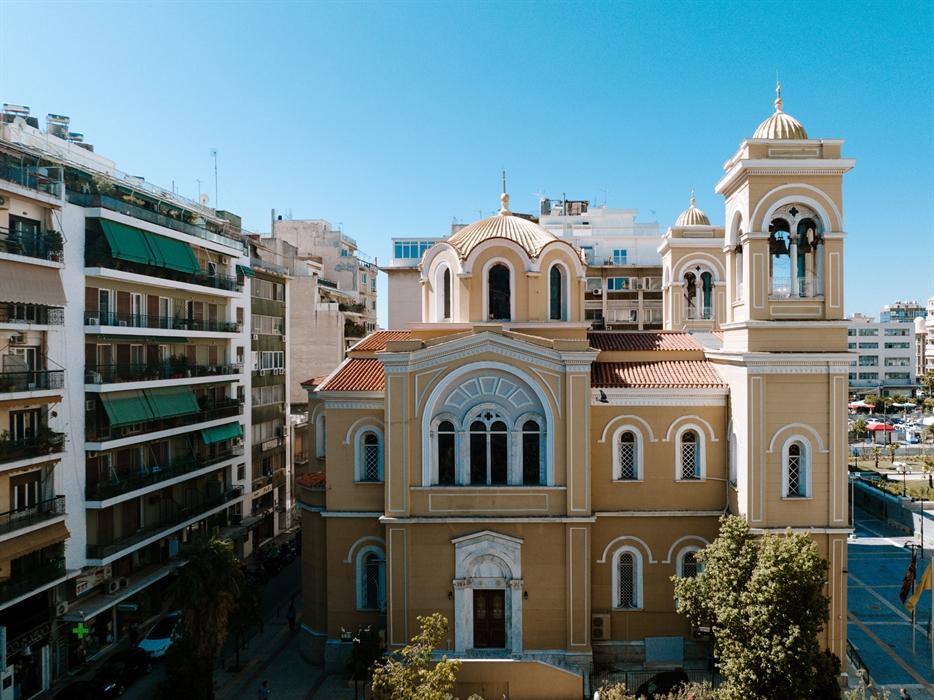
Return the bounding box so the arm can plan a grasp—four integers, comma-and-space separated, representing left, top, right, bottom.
598, 189, 610, 207
474, 209, 483, 220
502, 168, 506, 194
209, 148, 218, 209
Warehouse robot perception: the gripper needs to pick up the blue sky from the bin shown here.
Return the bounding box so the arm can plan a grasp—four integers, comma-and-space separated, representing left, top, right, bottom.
2, 0, 932, 326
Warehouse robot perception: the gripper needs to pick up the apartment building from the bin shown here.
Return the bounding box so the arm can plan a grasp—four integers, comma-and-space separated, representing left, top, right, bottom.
847, 313, 917, 398
879, 299, 927, 323
0, 107, 252, 694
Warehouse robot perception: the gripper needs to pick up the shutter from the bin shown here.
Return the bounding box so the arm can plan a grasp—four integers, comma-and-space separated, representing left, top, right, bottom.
147, 345, 160, 365
148, 294, 159, 318
98, 508, 114, 543
116, 344, 130, 367
208, 345, 218, 365
236, 307, 244, 324
116, 448, 132, 478
192, 302, 203, 321
85, 286, 99, 314
208, 304, 217, 322
186, 344, 196, 364
85, 344, 97, 371
86, 455, 100, 487
117, 291, 131, 315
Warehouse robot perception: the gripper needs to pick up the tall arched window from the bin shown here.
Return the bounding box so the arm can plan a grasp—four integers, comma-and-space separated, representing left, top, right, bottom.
357, 548, 386, 610
442, 268, 452, 320
682, 551, 698, 578
549, 266, 563, 320
362, 432, 381, 481
680, 430, 700, 480
469, 414, 508, 485
618, 431, 636, 480
522, 420, 542, 485
613, 547, 642, 609
785, 440, 809, 498
437, 421, 456, 485
700, 272, 712, 319
488, 264, 511, 321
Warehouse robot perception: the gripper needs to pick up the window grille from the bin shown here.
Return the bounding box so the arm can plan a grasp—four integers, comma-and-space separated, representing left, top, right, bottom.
363, 553, 382, 608
362, 433, 380, 481
681, 431, 699, 479
788, 443, 803, 497
619, 432, 636, 479
683, 552, 698, 578
617, 553, 635, 608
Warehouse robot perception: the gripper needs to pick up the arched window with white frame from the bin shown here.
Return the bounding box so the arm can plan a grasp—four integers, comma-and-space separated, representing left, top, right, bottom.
315, 413, 326, 458
675, 426, 705, 481
488, 263, 511, 321
435, 264, 452, 322
782, 437, 811, 498
435, 419, 457, 485
354, 427, 384, 482
521, 419, 543, 485
469, 412, 509, 485
612, 426, 643, 481
549, 264, 566, 321
676, 546, 703, 579
612, 546, 643, 610
356, 546, 386, 611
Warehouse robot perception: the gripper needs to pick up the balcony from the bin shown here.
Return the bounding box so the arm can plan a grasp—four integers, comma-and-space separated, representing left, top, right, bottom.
0, 558, 66, 605
0, 496, 66, 537
86, 446, 244, 502
85, 362, 242, 386
0, 304, 64, 325
0, 431, 66, 465
86, 245, 243, 293
67, 192, 245, 253
769, 276, 823, 299
0, 370, 65, 393
295, 451, 308, 465
85, 398, 243, 443
86, 486, 243, 560
85, 311, 241, 333
0, 163, 62, 197
584, 255, 661, 267
0, 227, 64, 261
683, 307, 714, 321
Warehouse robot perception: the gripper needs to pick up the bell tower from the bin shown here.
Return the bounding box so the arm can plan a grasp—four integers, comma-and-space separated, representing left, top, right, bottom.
708, 85, 855, 667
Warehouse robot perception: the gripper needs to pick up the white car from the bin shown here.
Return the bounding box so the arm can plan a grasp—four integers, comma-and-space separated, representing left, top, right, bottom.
138, 612, 181, 658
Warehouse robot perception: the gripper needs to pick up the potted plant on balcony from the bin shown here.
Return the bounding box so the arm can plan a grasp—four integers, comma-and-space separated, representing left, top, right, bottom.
169, 354, 191, 378
35, 424, 64, 455
46, 230, 64, 262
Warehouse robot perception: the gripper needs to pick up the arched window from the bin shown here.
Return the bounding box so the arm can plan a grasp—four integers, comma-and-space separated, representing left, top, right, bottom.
617, 431, 637, 480
488, 264, 511, 321
700, 272, 712, 319
682, 551, 698, 578
678, 429, 701, 481
357, 548, 386, 610
360, 432, 381, 481
442, 268, 452, 320
549, 265, 563, 321
315, 414, 326, 458
470, 415, 508, 485
613, 547, 642, 609
784, 440, 809, 498
522, 420, 542, 485
437, 420, 456, 485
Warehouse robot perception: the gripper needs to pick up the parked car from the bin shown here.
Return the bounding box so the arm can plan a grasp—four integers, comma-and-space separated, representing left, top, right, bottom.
53, 681, 105, 700
138, 611, 181, 658
91, 648, 153, 697
634, 670, 691, 698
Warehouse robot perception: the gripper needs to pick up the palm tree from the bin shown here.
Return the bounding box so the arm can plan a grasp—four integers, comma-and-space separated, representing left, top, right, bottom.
872, 445, 882, 470
886, 441, 898, 463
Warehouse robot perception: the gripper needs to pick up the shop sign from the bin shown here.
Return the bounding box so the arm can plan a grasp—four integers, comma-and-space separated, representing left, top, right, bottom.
7, 623, 51, 657
253, 483, 273, 499
261, 438, 279, 452
117, 603, 138, 612
75, 565, 112, 596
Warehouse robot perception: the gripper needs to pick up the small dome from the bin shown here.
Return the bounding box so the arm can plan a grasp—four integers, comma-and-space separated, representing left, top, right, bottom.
676, 190, 710, 226
447, 192, 560, 260
753, 83, 808, 140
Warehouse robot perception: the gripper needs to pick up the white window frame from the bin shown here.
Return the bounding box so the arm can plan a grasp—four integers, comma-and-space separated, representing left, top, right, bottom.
354, 426, 384, 483
430, 414, 462, 485
612, 545, 643, 610
315, 413, 326, 458
674, 425, 706, 481
434, 262, 452, 322
781, 436, 812, 499
547, 261, 569, 322
611, 425, 643, 482
675, 545, 703, 579
516, 412, 546, 486
481, 257, 516, 322
355, 545, 386, 611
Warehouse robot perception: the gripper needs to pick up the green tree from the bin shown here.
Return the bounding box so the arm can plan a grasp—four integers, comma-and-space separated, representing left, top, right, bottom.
154, 627, 212, 700
672, 515, 840, 700
851, 418, 868, 440
371, 613, 460, 700
872, 445, 882, 469
887, 441, 899, 463
594, 682, 637, 700
921, 370, 934, 397
226, 579, 263, 670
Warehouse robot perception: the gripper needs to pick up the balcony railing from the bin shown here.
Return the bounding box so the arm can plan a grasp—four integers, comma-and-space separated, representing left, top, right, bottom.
0, 304, 64, 325
0, 227, 64, 261
0, 370, 65, 393
0, 496, 66, 537
85, 362, 242, 385
85, 311, 241, 333
85, 246, 243, 292
584, 255, 661, 267
0, 163, 62, 197
66, 192, 246, 253
0, 558, 66, 605
769, 276, 823, 299
85, 399, 243, 442
86, 446, 245, 501
0, 432, 67, 465
683, 307, 714, 321
86, 486, 243, 560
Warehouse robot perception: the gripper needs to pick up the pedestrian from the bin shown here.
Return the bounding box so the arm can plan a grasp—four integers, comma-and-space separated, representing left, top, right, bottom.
899, 689, 912, 700
259, 680, 270, 700
286, 603, 296, 631
128, 622, 139, 646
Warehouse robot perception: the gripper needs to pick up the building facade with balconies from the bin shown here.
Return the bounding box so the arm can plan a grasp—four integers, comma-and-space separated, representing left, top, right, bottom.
846, 313, 917, 398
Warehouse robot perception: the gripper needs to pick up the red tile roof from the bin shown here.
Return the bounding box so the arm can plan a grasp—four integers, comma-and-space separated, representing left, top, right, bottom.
297, 471, 326, 488
301, 374, 331, 388
587, 332, 702, 352
318, 358, 384, 392
710, 331, 724, 340
351, 330, 412, 352
592, 361, 726, 389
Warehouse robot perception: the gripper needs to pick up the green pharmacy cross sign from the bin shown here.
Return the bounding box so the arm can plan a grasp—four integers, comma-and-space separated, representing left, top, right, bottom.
71, 622, 90, 639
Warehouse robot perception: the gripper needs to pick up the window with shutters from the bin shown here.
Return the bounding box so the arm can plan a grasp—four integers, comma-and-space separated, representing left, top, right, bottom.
612, 427, 642, 481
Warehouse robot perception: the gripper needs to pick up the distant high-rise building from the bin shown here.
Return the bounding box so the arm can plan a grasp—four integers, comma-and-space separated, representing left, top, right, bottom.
880, 299, 926, 323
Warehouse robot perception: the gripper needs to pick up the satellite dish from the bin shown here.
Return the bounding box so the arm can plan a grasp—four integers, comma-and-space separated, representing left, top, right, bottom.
199, 193, 210, 205
13, 116, 26, 128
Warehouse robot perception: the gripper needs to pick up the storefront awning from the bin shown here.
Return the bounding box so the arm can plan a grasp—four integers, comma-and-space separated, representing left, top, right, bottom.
145, 232, 202, 275
99, 219, 157, 265
201, 421, 243, 445
5, 521, 69, 562
101, 390, 156, 427
236, 264, 255, 278
0, 259, 67, 307
144, 386, 199, 420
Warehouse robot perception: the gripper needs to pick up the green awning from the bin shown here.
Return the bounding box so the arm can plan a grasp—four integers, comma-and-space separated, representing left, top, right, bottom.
90, 335, 189, 344
236, 265, 255, 278
144, 386, 200, 419
100, 390, 155, 427
99, 220, 157, 265
146, 233, 202, 275
201, 422, 243, 445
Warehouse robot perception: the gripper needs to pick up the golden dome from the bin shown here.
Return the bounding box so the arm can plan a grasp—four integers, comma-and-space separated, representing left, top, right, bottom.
753, 82, 808, 140
447, 192, 560, 260
675, 190, 710, 226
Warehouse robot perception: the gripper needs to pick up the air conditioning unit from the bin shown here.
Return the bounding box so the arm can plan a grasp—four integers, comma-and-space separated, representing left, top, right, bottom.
88, 451, 98, 458
251, 334, 258, 340
692, 623, 713, 641
234, 437, 243, 446
120, 577, 129, 588
85, 372, 101, 384
105, 579, 124, 594
10, 334, 26, 345
220, 256, 230, 265
87, 318, 99, 326
54, 601, 69, 616
593, 288, 603, 296
258, 370, 265, 377
277, 426, 288, 437
86, 400, 96, 411
591, 613, 611, 641
0, 195, 9, 210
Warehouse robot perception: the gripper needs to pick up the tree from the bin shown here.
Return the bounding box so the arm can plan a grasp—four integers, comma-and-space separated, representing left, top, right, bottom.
851, 418, 868, 440
872, 445, 882, 469
886, 441, 899, 463
226, 579, 263, 670
154, 626, 212, 700
921, 370, 934, 398
371, 613, 460, 700
672, 515, 840, 700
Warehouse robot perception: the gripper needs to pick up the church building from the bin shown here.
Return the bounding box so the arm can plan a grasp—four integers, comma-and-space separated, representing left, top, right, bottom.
298, 88, 854, 699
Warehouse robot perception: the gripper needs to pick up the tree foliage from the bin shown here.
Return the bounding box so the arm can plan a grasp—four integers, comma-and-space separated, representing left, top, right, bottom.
227, 579, 264, 669
153, 626, 214, 700
851, 418, 868, 437
371, 613, 461, 700
672, 515, 840, 700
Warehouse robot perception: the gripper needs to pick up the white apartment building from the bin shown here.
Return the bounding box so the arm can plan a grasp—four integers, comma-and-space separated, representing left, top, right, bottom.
847, 313, 917, 398
925, 297, 934, 379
